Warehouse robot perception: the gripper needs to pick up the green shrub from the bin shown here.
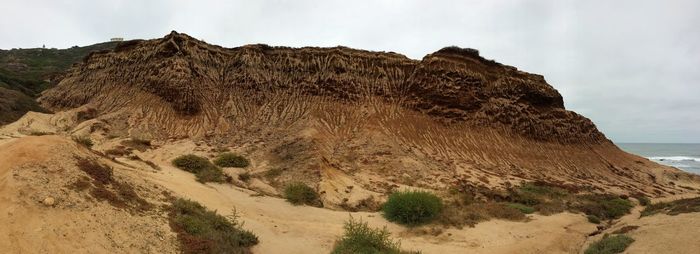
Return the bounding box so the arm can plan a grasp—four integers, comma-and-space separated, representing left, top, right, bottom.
383, 190, 443, 226
172, 154, 226, 183
172, 154, 212, 173
534, 201, 567, 215
214, 153, 250, 168
169, 198, 258, 254
587, 215, 601, 224
641, 197, 700, 217
507, 203, 535, 214
73, 136, 94, 148
331, 217, 419, 254
284, 182, 321, 206
575, 195, 634, 220
584, 234, 634, 254
599, 198, 634, 219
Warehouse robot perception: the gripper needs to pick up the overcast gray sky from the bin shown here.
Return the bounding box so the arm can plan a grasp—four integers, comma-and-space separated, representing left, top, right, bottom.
2, 0, 698, 143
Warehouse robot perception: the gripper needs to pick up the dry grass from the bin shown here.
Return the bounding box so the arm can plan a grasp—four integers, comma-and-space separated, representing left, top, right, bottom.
74, 157, 152, 213
76, 157, 113, 184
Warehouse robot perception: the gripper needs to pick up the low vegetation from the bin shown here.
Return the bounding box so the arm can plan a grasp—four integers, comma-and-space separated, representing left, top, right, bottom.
574, 195, 634, 221
73, 136, 94, 148
436, 181, 636, 228
507, 182, 633, 221
214, 153, 250, 168
507, 203, 535, 214
640, 196, 700, 217
437, 201, 526, 228
331, 217, 419, 254
169, 198, 258, 254
0, 42, 119, 124
74, 157, 152, 213
172, 154, 227, 183
584, 234, 634, 254
76, 157, 113, 184
383, 190, 443, 226
283, 182, 321, 207
587, 215, 601, 224
632, 193, 651, 206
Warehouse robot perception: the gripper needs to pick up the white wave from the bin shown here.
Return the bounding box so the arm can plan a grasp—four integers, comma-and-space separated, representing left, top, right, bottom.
648, 156, 700, 162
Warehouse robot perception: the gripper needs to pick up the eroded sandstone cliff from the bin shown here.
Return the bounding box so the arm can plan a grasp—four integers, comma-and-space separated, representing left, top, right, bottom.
37, 31, 696, 201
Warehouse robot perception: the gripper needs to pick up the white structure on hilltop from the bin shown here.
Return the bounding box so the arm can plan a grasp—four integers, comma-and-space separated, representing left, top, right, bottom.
110, 37, 124, 42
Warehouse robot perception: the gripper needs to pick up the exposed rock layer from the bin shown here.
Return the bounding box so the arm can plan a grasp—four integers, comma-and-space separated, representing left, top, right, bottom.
40, 31, 601, 143
37, 32, 697, 197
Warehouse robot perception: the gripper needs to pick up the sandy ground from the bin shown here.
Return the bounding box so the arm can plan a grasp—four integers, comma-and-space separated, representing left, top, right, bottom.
129, 141, 596, 254
579, 195, 700, 254
0, 136, 178, 254
623, 212, 700, 254
1, 133, 699, 253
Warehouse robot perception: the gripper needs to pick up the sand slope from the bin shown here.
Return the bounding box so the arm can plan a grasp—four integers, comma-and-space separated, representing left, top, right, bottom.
132, 139, 598, 254
1, 132, 699, 253
0, 136, 178, 254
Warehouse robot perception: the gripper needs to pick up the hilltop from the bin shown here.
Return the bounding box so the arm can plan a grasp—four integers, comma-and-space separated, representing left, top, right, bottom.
0, 42, 119, 124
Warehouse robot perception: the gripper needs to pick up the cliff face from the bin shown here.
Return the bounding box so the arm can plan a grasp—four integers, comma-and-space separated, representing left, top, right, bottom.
38, 31, 692, 197
40, 31, 602, 143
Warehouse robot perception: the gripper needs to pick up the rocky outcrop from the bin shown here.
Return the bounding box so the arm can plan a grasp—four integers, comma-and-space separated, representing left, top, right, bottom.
37, 31, 696, 197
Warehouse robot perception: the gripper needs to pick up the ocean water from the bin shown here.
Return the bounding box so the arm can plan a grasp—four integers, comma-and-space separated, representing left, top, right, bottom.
617, 143, 700, 175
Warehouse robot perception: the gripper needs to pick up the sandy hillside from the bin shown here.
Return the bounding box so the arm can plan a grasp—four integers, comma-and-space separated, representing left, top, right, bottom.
1, 118, 699, 253
0, 135, 178, 253
0, 134, 601, 254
